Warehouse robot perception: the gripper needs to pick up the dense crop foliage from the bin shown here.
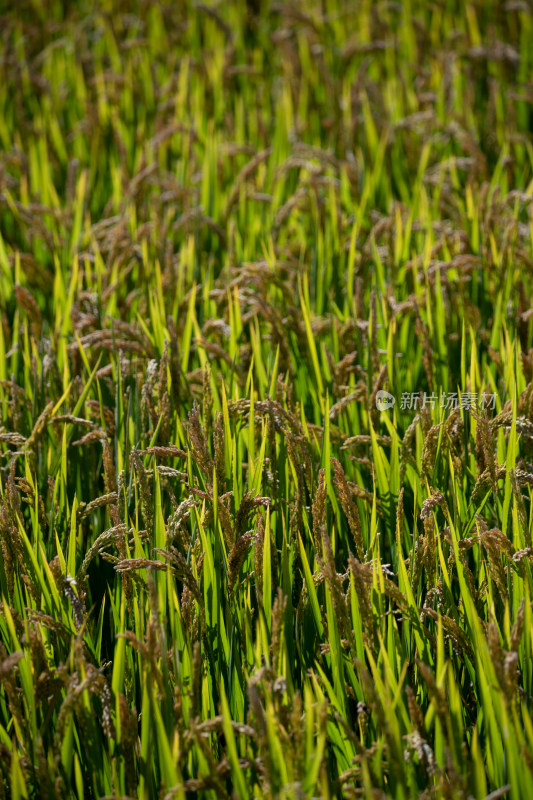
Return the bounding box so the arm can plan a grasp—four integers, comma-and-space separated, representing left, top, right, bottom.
1, 1, 533, 798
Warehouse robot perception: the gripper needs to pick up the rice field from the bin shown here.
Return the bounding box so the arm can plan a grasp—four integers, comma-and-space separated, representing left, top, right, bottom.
1, 1, 533, 798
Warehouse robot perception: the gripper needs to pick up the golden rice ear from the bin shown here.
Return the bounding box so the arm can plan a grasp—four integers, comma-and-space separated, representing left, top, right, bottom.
228, 530, 254, 595
331, 456, 364, 560
312, 468, 327, 556
253, 509, 265, 605
213, 410, 226, 493
130, 446, 153, 534
14, 284, 42, 340
187, 401, 214, 483
399, 413, 420, 484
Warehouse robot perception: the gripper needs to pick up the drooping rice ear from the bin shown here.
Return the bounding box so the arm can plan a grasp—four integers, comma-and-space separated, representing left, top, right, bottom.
14, 284, 42, 340
228, 530, 254, 596
331, 456, 364, 560
312, 468, 327, 556
130, 446, 153, 534
187, 401, 214, 484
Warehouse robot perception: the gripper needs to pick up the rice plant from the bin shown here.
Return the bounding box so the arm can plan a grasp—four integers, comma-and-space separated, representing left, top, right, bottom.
1, 1, 533, 798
